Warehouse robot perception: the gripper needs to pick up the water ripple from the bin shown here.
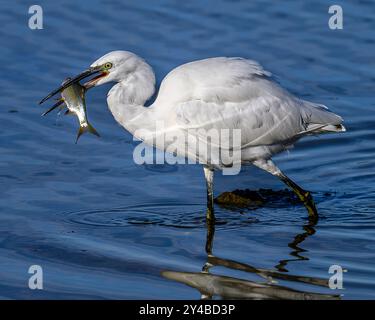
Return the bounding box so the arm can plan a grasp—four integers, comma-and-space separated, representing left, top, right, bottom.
64, 203, 259, 229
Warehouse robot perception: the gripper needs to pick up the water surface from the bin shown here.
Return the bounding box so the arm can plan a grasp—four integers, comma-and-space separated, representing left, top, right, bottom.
0, 0, 374, 299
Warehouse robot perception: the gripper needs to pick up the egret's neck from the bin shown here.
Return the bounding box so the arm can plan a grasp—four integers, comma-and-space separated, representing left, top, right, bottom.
107, 61, 156, 135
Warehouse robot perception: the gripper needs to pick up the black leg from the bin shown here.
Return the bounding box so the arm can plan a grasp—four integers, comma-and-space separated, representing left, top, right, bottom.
279, 174, 318, 222
204, 167, 215, 224
252, 159, 318, 222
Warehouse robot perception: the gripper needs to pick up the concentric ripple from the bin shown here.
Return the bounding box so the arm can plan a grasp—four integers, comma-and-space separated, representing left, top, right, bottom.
64, 191, 335, 229
64, 203, 259, 229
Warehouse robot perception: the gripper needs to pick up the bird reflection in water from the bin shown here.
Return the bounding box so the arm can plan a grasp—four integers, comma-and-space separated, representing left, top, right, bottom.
162, 208, 340, 300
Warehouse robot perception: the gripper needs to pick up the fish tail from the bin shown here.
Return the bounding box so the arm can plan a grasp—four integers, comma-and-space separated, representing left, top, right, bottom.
87, 122, 100, 137
75, 123, 100, 144
75, 127, 85, 144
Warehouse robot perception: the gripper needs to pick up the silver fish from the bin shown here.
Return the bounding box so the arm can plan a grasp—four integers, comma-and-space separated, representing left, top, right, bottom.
42, 78, 100, 143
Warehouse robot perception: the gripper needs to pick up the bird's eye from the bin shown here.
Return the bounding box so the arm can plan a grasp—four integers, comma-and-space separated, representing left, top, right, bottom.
103, 62, 113, 70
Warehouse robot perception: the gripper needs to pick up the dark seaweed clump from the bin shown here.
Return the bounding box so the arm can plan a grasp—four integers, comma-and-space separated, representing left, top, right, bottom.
214, 188, 300, 209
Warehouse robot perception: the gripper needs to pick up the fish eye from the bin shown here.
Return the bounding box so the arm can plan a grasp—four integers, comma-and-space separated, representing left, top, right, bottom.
103, 62, 113, 70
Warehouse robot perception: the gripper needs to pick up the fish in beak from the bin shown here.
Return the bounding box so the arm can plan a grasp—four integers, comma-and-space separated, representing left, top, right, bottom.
39, 65, 108, 105
41, 77, 101, 143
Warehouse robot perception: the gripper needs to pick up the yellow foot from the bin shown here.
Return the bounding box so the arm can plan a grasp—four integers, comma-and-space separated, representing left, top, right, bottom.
296, 190, 318, 222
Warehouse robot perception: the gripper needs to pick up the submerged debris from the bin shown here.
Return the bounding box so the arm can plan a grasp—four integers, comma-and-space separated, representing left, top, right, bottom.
215, 189, 264, 208
215, 188, 299, 209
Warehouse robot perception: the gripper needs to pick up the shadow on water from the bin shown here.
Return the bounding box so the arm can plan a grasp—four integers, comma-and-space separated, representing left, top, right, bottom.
162, 201, 340, 300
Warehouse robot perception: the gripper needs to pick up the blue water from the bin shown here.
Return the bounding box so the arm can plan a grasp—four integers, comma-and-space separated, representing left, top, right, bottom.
0, 0, 374, 299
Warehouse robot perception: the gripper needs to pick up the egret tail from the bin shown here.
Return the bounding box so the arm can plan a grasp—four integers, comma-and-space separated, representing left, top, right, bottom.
300, 100, 345, 135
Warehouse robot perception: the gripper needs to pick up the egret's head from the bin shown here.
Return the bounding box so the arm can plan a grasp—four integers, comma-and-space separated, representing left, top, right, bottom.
39, 51, 153, 105
85, 51, 140, 88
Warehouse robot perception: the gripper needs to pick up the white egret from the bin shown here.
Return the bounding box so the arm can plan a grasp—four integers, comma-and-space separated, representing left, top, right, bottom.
40, 51, 345, 222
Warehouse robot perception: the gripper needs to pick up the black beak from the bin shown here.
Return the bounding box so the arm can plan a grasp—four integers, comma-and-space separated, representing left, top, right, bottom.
41, 99, 65, 116
39, 66, 102, 105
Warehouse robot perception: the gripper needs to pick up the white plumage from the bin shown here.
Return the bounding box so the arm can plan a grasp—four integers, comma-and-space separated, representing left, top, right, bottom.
96, 52, 344, 168
45, 51, 346, 221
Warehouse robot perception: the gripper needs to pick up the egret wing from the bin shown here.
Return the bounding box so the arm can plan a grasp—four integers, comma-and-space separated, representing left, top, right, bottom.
159, 57, 343, 150
175, 96, 305, 150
